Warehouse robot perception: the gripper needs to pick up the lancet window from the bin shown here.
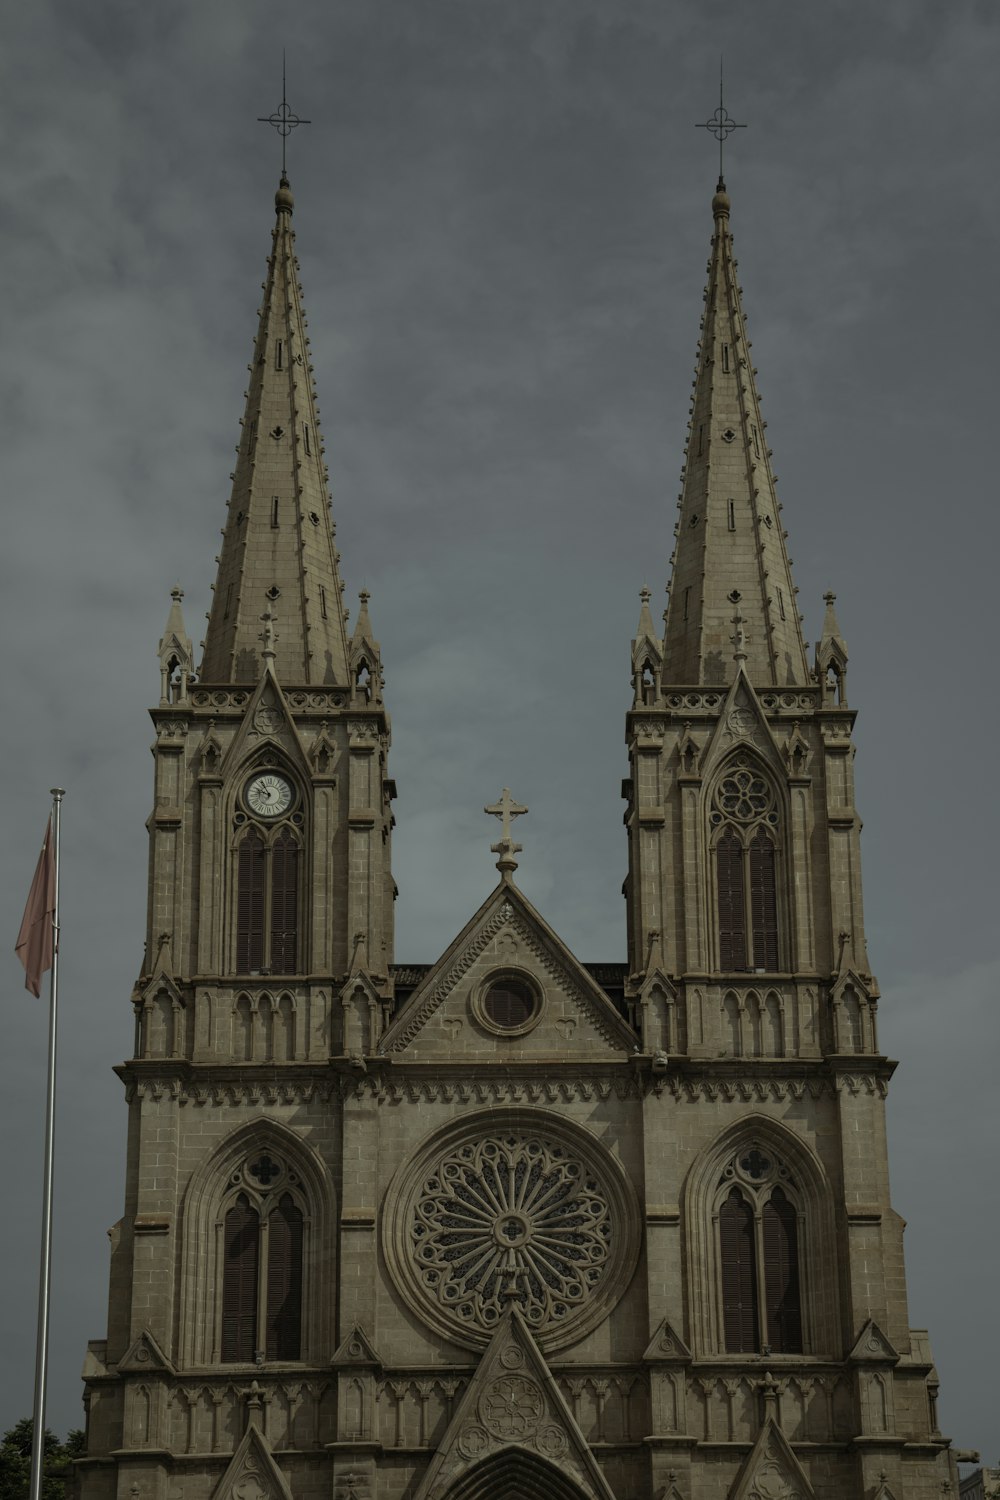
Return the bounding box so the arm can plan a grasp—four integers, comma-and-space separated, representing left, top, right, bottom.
235, 822, 301, 975
220, 1153, 304, 1363
711, 760, 781, 972
718, 1147, 802, 1354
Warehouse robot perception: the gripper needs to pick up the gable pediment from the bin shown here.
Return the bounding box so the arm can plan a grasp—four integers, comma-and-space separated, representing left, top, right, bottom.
728, 1418, 814, 1500
117, 1327, 174, 1374
702, 669, 785, 782
221, 665, 311, 780
411, 1306, 617, 1500
331, 1324, 383, 1368
642, 1317, 691, 1364
848, 1318, 899, 1364
209, 1421, 292, 1500
378, 882, 635, 1060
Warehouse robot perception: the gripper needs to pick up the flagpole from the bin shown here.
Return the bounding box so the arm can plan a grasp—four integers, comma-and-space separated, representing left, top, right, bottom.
29, 788, 64, 1500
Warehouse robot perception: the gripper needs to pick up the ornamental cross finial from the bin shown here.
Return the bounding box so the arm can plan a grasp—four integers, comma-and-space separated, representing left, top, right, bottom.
485, 787, 528, 878
257, 52, 311, 175
696, 56, 746, 180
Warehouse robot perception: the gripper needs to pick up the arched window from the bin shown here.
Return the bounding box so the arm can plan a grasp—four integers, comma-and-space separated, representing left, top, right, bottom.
221, 1194, 259, 1362
220, 1159, 304, 1363
717, 1148, 803, 1354
180, 1124, 335, 1369
711, 760, 781, 972
235, 822, 301, 975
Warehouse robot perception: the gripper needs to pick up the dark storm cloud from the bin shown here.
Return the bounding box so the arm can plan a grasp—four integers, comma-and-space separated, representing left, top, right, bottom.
1, 0, 997, 1455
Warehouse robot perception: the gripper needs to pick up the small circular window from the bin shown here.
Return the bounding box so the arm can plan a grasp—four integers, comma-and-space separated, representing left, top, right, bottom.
475, 972, 543, 1036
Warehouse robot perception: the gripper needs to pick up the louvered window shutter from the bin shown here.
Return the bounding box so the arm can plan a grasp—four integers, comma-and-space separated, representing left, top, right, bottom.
720, 1187, 759, 1352
221, 1194, 260, 1362
717, 828, 746, 970
266, 1193, 303, 1360
270, 829, 299, 974
237, 829, 266, 972
749, 828, 779, 970
762, 1187, 803, 1352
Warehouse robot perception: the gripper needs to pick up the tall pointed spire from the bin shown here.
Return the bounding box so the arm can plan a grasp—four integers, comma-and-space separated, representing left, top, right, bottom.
200, 174, 351, 685
661, 181, 809, 687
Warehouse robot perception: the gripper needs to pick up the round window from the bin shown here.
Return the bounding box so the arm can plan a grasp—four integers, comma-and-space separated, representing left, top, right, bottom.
484, 979, 535, 1029
475, 972, 543, 1036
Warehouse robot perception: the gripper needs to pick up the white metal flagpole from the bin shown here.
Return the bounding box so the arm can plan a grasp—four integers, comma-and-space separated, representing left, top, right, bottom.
29, 788, 65, 1500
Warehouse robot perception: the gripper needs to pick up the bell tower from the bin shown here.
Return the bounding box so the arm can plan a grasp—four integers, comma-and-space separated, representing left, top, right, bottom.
79, 173, 394, 1495
622, 178, 955, 1498
147, 170, 394, 995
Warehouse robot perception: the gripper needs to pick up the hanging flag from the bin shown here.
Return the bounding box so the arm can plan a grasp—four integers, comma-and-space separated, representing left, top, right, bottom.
15, 818, 56, 997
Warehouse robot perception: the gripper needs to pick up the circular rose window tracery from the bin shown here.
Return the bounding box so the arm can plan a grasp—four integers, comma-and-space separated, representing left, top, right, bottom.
383, 1110, 640, 1352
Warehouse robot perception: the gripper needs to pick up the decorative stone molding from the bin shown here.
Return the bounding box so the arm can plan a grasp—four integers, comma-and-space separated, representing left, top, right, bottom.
382, 904, 514, 1050
382, 1109, 641, 1354
380, 1075, 641, 1105
662, 1075, 836, 1103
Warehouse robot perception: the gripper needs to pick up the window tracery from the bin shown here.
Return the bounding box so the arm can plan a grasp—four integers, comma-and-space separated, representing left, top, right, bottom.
717, 1147, 802, 1354
683, 1120, 839, 1358
219, 1153, 304, 1363
383, 1111, 640, 1353
710, 757, 781, 972
179, 1124, 334, 1369
232, 785, 303, 976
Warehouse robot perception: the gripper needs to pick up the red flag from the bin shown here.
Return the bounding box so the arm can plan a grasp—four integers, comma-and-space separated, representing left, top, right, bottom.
15, 818, 56, 997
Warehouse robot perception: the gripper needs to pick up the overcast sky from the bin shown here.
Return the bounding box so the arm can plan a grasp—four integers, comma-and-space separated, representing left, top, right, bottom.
1, 0, 998, 1459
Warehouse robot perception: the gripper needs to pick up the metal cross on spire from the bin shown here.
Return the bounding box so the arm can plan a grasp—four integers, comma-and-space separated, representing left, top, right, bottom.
696, 57, 746, 180
257, 52, 311, 174
485, 788, 528, 877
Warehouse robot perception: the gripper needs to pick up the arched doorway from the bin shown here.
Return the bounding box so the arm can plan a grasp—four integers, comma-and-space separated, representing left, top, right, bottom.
443, 1447, 592, 1500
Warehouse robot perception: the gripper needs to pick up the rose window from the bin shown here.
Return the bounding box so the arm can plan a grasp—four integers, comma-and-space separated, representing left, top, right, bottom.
711, 759, 778, 828
718, 768, 771, 821
383, 1111, 640, 1351
412, 1135, 611, 1335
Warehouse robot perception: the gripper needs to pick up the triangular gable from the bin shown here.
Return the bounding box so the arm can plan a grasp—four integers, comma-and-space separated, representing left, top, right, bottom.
412, 1306, 617, 1500
209, 1422, 292, 1500
831, 967, 873, 1004
701, 668, 785, 782
378, 880, 636, 1056
117, 1328, 174, 1374
728, 1419, 814, 1500
331, 1325, 383, 1368
221, 665, 311, 780
642, 1317, 691, 1364
848, 1319, 899, 1364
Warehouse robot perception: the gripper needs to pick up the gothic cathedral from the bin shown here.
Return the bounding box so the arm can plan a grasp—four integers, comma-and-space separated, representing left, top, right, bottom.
75, 170, 957, 1500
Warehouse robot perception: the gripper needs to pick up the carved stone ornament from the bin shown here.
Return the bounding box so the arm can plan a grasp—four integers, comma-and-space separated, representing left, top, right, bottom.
728, 1421, 814, 1500
382, 1109, 640, 1352
253, 704, 284, 736
478, 1374, 544, 1439
745, 1463, 805, 1500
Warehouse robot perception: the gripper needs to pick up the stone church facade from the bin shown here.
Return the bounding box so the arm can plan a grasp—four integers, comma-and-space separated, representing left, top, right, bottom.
75, 170, 958, 1500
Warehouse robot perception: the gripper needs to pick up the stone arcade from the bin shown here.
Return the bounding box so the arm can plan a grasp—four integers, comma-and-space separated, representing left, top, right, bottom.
75, 169, 958, 1499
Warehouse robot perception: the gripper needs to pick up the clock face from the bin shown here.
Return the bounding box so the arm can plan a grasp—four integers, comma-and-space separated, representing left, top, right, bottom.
246, 772, 294, 819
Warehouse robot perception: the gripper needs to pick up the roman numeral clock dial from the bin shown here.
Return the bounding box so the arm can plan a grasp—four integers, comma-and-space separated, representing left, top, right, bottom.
245, 772, 293, 818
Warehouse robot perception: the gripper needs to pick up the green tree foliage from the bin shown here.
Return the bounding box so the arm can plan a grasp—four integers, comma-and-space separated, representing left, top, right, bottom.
0, 1421, 84, 1500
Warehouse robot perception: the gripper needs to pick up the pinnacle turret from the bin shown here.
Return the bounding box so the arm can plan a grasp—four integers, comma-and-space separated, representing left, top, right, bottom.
200, 175, 351, 685
660, 181, 809, 688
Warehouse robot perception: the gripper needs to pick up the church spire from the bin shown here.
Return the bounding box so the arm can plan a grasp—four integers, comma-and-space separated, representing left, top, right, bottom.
200, 174, 351, 685
661, 181, 809, 687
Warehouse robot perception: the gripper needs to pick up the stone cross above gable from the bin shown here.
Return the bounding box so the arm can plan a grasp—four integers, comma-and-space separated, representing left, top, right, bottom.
485, 788, 528, 877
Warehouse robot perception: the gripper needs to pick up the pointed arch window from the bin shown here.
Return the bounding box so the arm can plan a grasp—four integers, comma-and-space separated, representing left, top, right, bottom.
712, 761, 781, 972
236, 820, 301, 975
717, 1150, 803, 1355
220, 1160, 304, 1363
